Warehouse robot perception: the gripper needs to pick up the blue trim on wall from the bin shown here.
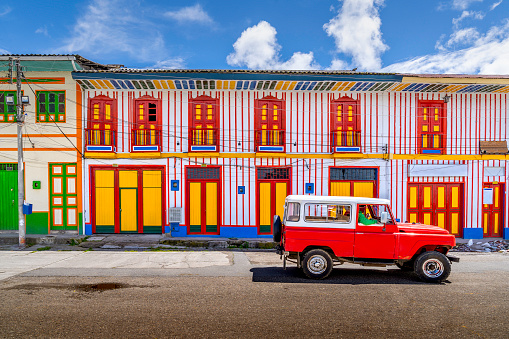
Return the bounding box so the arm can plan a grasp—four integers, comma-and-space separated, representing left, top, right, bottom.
191, 145, 217, 151
503, 228, 509, 240
167, 225, 272, 238
133, 145, 158, 151
86, 145, 112, 151
85, 224, 92, 235
335, 147, 360, 152
463, 227, 483, 239
422, 149, 442, 154
258, 146, 284, 151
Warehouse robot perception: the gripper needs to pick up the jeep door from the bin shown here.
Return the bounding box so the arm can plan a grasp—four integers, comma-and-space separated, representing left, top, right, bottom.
354, 204, 397, 259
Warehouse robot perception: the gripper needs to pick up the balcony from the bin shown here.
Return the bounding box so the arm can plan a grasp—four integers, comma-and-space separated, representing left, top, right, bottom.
85, 128, 116, 152
330, 130, 361, 153
131, 128, 160, 152
419, 132, 445, 154
255, 129, 285, 152
189, 127, 219, 152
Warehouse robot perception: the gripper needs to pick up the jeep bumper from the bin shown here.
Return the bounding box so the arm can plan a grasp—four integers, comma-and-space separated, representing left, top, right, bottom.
447, 254, 460, 263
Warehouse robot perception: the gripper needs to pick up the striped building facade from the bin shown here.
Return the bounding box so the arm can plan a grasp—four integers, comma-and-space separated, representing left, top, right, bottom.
73, 70, 509, 239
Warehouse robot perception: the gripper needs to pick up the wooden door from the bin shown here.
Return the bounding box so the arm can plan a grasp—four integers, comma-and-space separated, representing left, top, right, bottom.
482, 183, 504, 237
407, 183, 463, 236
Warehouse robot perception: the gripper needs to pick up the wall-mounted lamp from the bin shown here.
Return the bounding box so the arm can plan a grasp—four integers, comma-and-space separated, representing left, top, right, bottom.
442, 94, 451, 103
21, 96, 30, 104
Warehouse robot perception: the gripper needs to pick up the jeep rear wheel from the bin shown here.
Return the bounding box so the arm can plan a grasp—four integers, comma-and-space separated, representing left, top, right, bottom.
414, 251, 451, 283
302, 249, 333, 279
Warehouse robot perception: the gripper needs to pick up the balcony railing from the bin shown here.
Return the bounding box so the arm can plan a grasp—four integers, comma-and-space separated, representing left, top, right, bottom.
131, 128, 160, 147
85, 128, 116, 147
255, 129, 285, 151
190, 127, 218, 147
330, 130, 361, 149
419, 132, 444, 153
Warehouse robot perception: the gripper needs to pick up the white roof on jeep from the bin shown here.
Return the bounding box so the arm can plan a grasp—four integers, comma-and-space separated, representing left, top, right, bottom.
285, 195, 390, 205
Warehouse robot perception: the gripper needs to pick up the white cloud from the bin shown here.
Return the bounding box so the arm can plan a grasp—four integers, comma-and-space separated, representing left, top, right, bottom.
57, 0, 168, 62
323, 0, 388, 71
383, 20, 509, 74
226, 21, 319, 70
0, 6, 11, 16
452, 10, 485, 27
490, 0, 503, 10
35, 26, 49, 37
328, 58, 350, 70
149, 58, 186, 70
0, 48, 10, 54
446, 27, 480, 47
452, 0, 483, 10
165, 4, 213, 24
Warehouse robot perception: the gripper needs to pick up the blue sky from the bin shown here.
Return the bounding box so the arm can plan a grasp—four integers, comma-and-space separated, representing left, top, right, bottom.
1, 0, 509, 74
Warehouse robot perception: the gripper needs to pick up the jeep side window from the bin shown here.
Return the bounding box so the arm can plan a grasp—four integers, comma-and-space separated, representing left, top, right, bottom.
304, 203, 351, 223
358, 204, 393, 225
286, 202, 300, 222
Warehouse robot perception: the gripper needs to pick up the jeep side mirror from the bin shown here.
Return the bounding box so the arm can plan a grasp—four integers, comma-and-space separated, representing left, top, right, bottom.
380, 211, 390, 224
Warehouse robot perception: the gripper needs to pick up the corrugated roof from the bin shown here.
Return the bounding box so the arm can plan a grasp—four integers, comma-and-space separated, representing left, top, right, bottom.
0, 54, 109, 71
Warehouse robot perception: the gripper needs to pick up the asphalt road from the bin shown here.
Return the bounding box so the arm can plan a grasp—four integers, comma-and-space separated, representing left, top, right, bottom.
0, 252, 507, 338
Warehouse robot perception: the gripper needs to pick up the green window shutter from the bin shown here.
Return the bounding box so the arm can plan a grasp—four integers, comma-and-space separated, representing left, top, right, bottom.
37, 91, 66, 123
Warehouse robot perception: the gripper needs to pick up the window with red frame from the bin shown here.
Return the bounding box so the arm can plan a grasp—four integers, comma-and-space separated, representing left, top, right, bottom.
87, 96, 117, 148
255, 97, 285, 151
189, 96, 219, 151
133, 97, 161, 148
417, 100, 446, 154
330, 98, 361, 152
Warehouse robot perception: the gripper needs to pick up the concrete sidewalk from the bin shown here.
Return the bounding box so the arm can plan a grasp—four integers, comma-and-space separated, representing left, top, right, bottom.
0, 250, 280, 281
0, 232, 277, 251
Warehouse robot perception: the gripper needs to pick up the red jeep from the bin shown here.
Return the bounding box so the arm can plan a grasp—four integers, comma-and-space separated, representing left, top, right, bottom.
273, 195, 459, 283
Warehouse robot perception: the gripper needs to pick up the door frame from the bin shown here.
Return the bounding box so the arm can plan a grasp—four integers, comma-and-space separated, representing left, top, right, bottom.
90, 165, 166, 234
255, 166, 292, 235
328, 166, 379, 198
482, 182, 505, 237
407, 182, 464, 237
185, 165, 222, 235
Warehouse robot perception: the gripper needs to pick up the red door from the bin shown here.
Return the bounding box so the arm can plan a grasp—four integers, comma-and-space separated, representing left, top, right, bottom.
133, 97, 160, 150
330, 98, 361, 151
482, 183, 504, 237
417, 101, 446, 154
407, 183, 463, 236
255, 97, 285, 151
88, 96, 116, 149
189, 96, 219, 151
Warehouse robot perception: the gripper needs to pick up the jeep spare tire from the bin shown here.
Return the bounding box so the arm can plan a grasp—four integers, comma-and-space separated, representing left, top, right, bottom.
273, 215, 282, 242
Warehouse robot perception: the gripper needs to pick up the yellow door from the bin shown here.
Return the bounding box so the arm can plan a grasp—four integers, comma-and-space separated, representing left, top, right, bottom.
275, 182, 287, 221
189, 182, 202, 233
119, 170, 138, 232
95, 170, 115, 230
259, 182, 272, 233
205, 182, 218, 233
331, 182, 350, 196
353, 182, 374, 198
143, 171, 162, 232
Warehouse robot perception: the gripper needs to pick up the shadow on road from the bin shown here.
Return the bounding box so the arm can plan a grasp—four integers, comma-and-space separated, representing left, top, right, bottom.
250, 266, 440, 285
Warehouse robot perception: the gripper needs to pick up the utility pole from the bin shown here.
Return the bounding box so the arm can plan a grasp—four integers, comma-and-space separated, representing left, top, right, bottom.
13, 58, 25, 248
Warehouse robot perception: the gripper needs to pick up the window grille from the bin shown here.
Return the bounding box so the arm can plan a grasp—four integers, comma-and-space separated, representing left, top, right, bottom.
186, 167, 220, 180
330, 168, 377, 181
257, 167, 290, 180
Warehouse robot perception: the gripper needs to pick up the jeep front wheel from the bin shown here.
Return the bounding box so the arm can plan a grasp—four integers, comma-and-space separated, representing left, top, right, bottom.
414, 251, 451, 283
302, 249, 333, 279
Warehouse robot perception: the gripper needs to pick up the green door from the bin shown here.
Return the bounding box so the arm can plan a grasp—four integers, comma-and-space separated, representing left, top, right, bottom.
0, 164, 18, 230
